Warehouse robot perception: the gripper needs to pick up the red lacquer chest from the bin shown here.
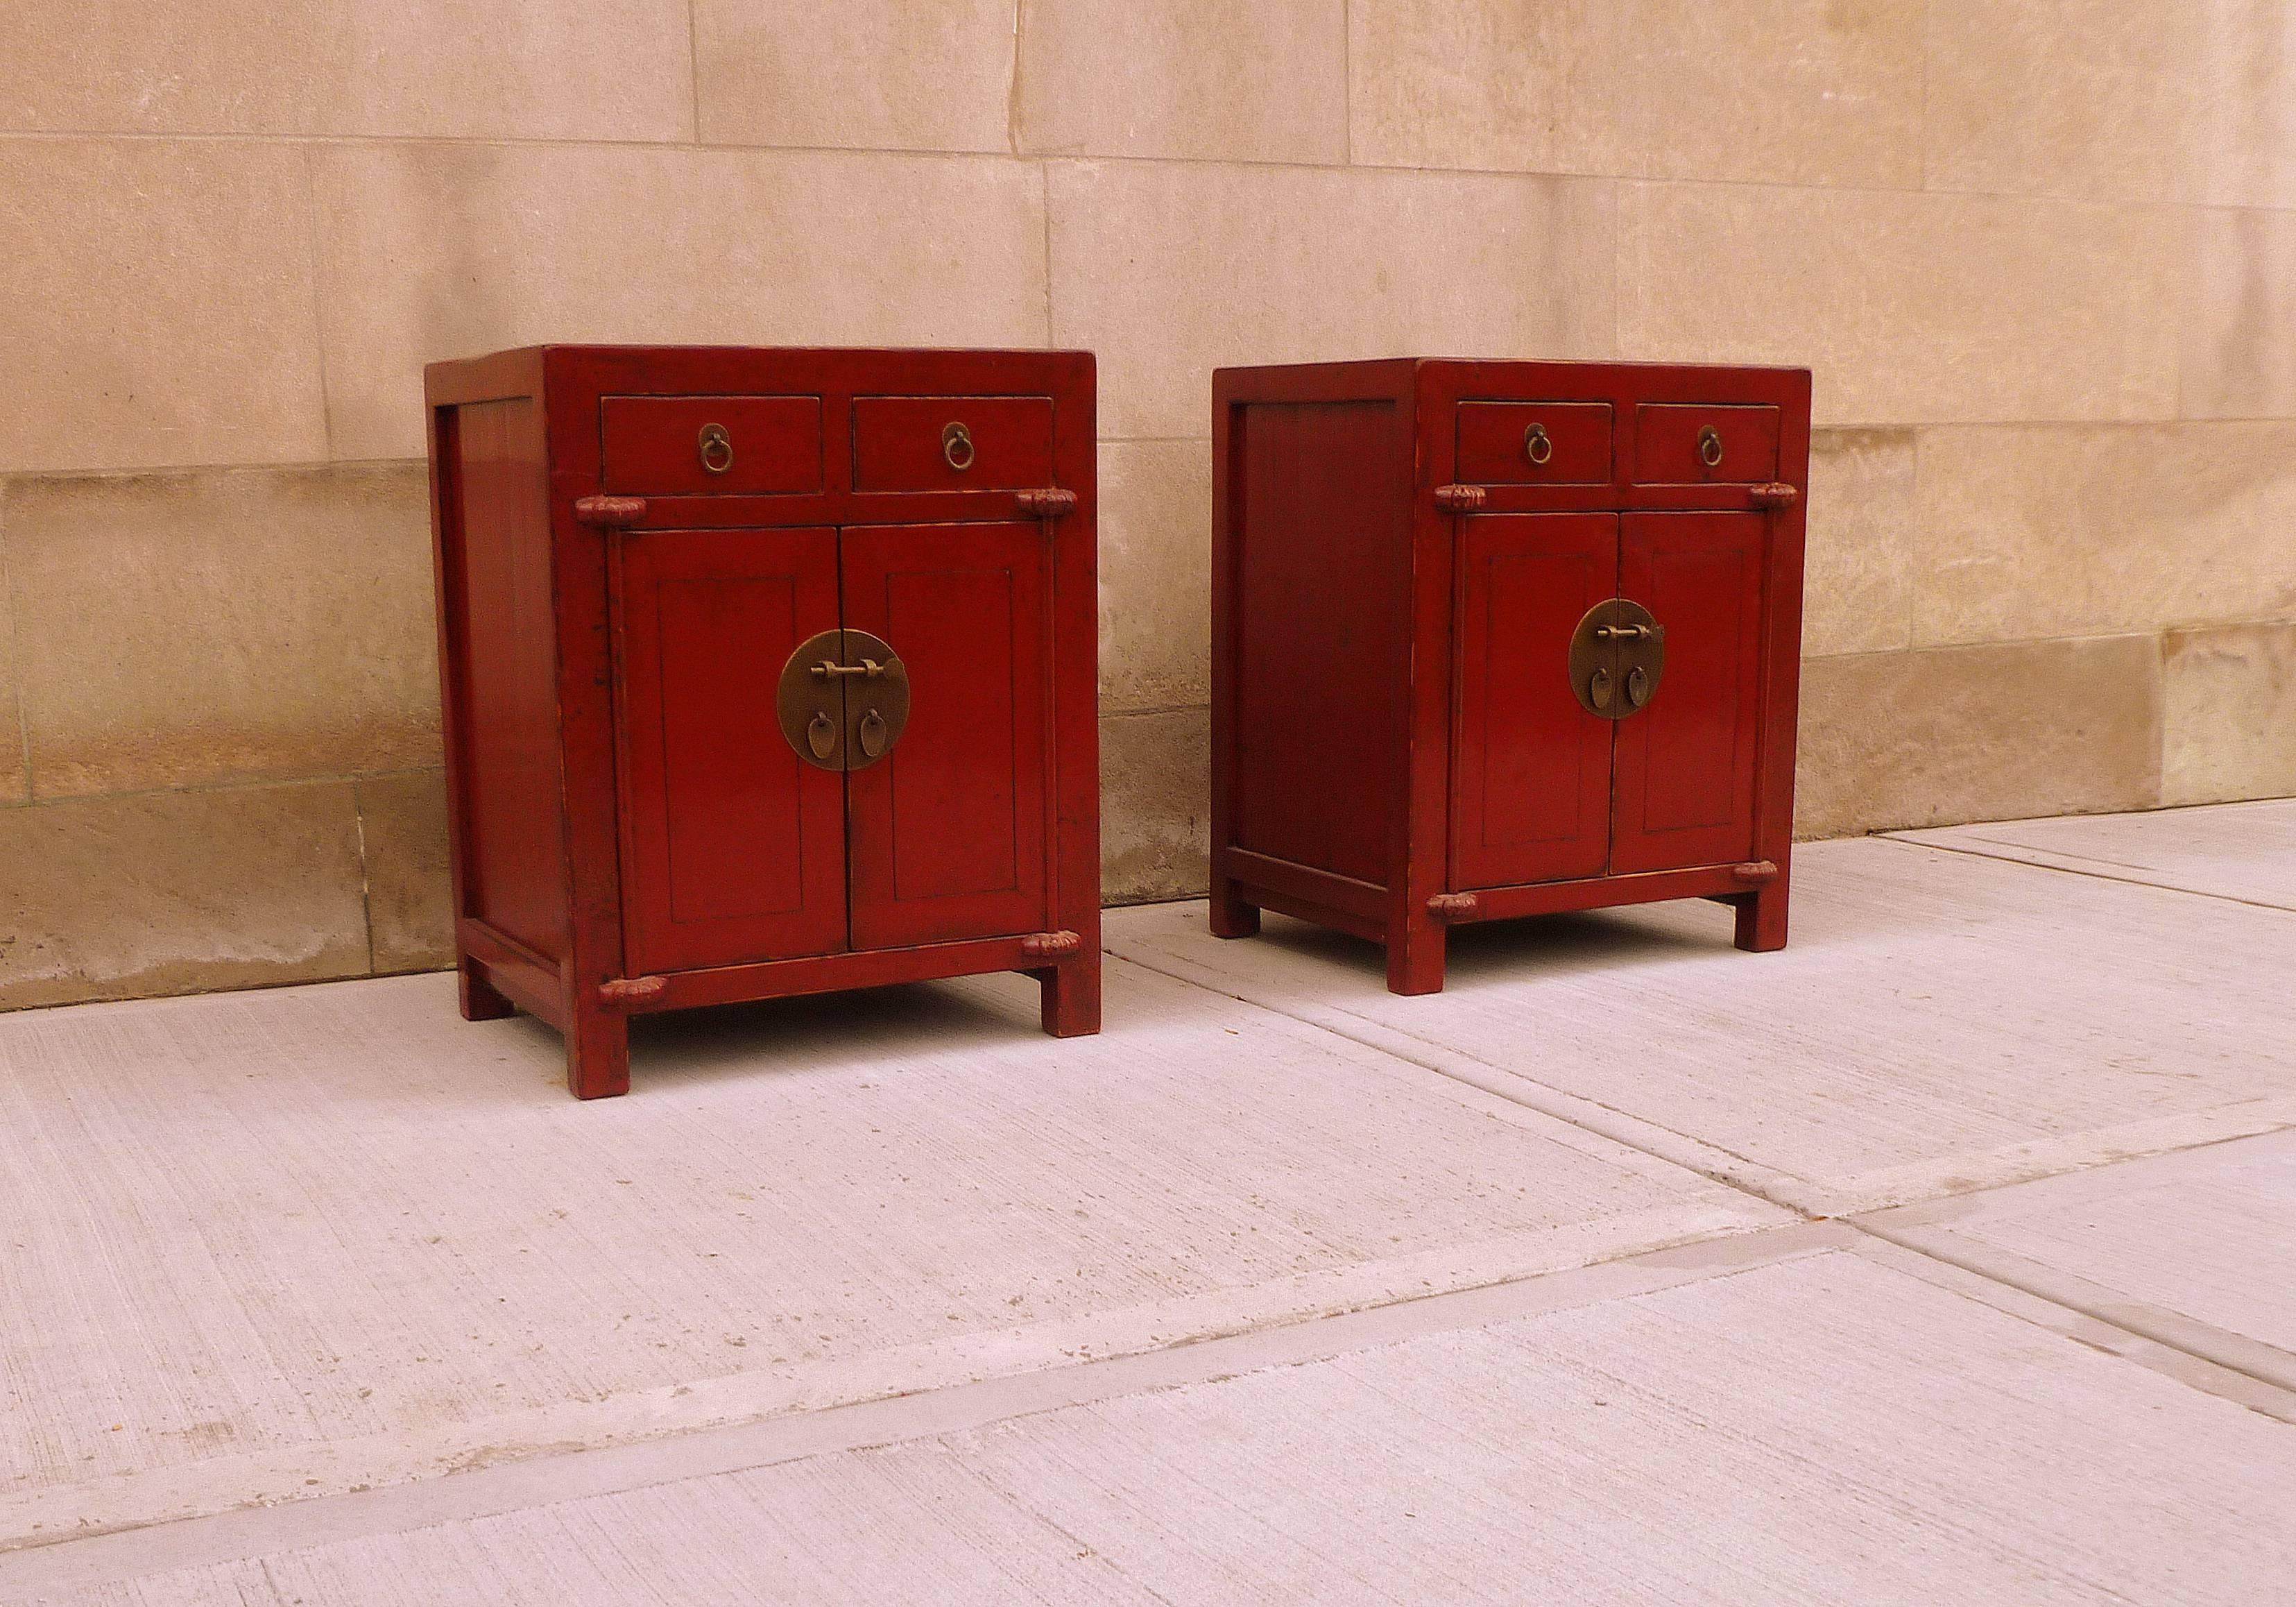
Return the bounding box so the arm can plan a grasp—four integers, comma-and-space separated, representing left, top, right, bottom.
425, 347, 1100, 1098
1210, 359, 1810, 994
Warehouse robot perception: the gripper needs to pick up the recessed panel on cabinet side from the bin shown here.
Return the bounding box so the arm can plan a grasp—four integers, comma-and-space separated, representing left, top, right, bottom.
445, 397, 568, 958
1230, 400, 1408, 887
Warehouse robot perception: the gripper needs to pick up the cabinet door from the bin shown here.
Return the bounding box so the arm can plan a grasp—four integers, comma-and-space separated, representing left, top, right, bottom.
614, 527, 848, 973
1611, 512, 1766, 874
841, 522, 1052, 949
1452, 513, 1618, 890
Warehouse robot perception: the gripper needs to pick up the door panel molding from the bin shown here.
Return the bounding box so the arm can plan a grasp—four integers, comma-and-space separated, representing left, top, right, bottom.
1450, 512, 1618, 890
612, 526, 849, 973
1610, 511, 1766, 874
840, 522, 1053, 949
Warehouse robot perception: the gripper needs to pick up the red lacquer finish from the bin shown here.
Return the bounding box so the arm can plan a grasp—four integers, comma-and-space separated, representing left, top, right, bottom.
1211, 359, 1810, 995
614, 525, 848, 972
426, 347, 1101, 1098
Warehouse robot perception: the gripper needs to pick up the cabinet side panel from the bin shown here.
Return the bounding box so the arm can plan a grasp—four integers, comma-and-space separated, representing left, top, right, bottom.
1231, 400, 1407, 886
447, 397, 568, 957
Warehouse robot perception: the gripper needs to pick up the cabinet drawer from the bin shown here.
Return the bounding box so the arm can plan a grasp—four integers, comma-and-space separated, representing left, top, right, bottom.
1456, 401, 1613, 485
1633, 404, 1780, 485
601, 396, 823, 495
853, 396, 1055, 492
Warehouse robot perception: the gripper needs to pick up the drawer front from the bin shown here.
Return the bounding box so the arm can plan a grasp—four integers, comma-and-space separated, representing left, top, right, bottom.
1634, 404, 1781, 485
853, 396, 1055, 492
601, 396, 823, 495
1456, 401, 1613, 485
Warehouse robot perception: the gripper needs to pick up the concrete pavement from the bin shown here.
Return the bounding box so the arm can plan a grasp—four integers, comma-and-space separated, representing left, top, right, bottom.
3, 802, 2291, 1604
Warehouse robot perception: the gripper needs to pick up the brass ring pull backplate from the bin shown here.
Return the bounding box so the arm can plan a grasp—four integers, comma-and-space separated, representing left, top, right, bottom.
1567, 598, 1665, 720
698, 422, 733, 475
777, 628, 911, 771
942, 420, 975, 471
1697, 425, 1723, 468
1524, 422, 1553, 466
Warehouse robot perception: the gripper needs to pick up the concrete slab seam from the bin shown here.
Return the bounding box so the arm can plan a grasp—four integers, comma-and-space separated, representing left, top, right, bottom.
0, 1225, 1856, 1598
1876, 833, 2296, 917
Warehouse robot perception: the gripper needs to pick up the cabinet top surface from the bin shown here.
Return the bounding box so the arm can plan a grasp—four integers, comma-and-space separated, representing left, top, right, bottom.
1213, 357, 1811, 420
1215, 356, 1809, 384
429, 343, 1090, 369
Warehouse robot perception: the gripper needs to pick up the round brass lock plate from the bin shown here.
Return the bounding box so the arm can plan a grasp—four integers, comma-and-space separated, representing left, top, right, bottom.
837, 628, 909, 770
774, 629, 910, 771
1566, 598, 1665, 720
778, 629, 848, 770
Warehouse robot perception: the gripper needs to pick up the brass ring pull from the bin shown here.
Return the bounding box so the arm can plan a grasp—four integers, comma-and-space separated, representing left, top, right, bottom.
1588, 666, 1615, 711
942, 420, 975, 471
1626, 665, 1650, 708
698, 423, 733, 475
1524, 423, 1553, 466
1697, 425, 1723, 468
857, 708, 889, 759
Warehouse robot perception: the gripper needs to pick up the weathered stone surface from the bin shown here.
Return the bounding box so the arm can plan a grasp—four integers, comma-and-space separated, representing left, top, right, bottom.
0, 140, 327, 472
1924, 0, 2296, 209
8, 464, 441, 797
1018, 0, 1347, 163
1352, 0, 1924, 188
2161, 620, 2296, 808
1796, 636, 2164, 838
1099, 441, 1212, 713
1913, 423, 2296, 645
2180, 207, 2296, 421
1102, 708, 1210, 903
1051, 160, 1614, 441
1620, 183, 2180, 428
1803, 430, 1916, 658
359, 770, 456, 973
694, 0, 1013, 152
0, 782, 367, 1010
312, 144, 1050, 460
0, 0, 695, 139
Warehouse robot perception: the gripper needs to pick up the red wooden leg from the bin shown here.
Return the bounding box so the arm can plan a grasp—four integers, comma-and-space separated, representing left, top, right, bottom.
1039, 951, 1102, 1038
1734, 882, 1789, 953
565, 1008, 632, 1100
459, 958, 515, 1022
1385, 914, 1446, 996
1208, 876, 1260, 939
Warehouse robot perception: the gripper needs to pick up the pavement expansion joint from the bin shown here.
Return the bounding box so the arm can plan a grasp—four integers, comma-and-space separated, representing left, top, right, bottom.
0, 1223, 1852, 1599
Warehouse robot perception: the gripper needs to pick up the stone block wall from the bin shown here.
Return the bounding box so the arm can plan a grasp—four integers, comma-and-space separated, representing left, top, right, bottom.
2, 1, 2291, 1007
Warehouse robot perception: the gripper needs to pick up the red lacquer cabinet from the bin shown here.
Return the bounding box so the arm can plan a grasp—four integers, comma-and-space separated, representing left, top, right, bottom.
1210, 359, 1809, 994
425, 348, 1100, 1098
